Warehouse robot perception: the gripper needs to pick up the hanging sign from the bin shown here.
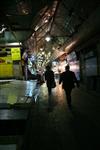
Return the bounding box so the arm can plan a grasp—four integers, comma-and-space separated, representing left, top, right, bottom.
11, 47, 21, 60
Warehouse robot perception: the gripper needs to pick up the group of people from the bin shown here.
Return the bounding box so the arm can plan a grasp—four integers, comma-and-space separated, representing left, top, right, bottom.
44, 64, 79, 109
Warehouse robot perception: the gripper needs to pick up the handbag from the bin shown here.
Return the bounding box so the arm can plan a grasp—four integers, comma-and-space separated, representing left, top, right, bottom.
52, 80, 56, 88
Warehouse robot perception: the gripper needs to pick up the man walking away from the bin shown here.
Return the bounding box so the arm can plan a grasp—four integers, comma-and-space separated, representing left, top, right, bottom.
59, 65, 79, 108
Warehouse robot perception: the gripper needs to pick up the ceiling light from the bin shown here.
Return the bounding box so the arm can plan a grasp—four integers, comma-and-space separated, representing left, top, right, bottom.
44, 19, 48, 23
40, 48, 43, 51
0, 24, 7, 34
45, 35, 51, 42
34, 26, 39, 31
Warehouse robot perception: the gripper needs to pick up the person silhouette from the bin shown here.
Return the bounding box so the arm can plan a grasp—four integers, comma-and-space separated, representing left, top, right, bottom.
59, 65, 79, 108
44, 65, 55, 95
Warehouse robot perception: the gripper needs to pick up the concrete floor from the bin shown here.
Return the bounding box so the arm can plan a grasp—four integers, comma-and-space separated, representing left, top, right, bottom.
22, 80, 100, 150
0, 79, 100, 150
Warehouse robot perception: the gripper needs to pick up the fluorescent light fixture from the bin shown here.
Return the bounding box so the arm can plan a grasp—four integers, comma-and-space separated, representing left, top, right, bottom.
0, 24, 7, 34
0, 42, 22, 47
7, 42, 22, 46
0, 27, 7, 34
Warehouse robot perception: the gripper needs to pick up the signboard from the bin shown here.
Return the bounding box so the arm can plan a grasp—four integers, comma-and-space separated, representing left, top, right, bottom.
11, 47, 21, 60
0, 56, 12, 64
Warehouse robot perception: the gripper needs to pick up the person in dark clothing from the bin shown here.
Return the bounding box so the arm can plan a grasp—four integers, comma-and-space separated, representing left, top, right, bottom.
59, 65, 79, 108
44, 65, 55, 95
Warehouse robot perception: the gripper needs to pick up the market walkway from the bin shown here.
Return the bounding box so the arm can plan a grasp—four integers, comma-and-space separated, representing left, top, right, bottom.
22, 80, 100, 150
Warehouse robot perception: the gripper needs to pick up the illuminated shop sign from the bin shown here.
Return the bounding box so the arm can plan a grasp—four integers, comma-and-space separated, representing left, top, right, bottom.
11, 47, 21, 60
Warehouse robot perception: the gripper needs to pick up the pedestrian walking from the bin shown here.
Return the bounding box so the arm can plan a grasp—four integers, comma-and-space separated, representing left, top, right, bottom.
59, 65, 79, 108
44, 65, 55, 95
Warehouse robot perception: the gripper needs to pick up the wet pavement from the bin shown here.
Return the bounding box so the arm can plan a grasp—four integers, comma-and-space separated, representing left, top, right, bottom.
0, 79, 100, 150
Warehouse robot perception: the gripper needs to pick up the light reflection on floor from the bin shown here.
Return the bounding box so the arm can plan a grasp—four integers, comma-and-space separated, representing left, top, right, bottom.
0, 80, 38, 104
